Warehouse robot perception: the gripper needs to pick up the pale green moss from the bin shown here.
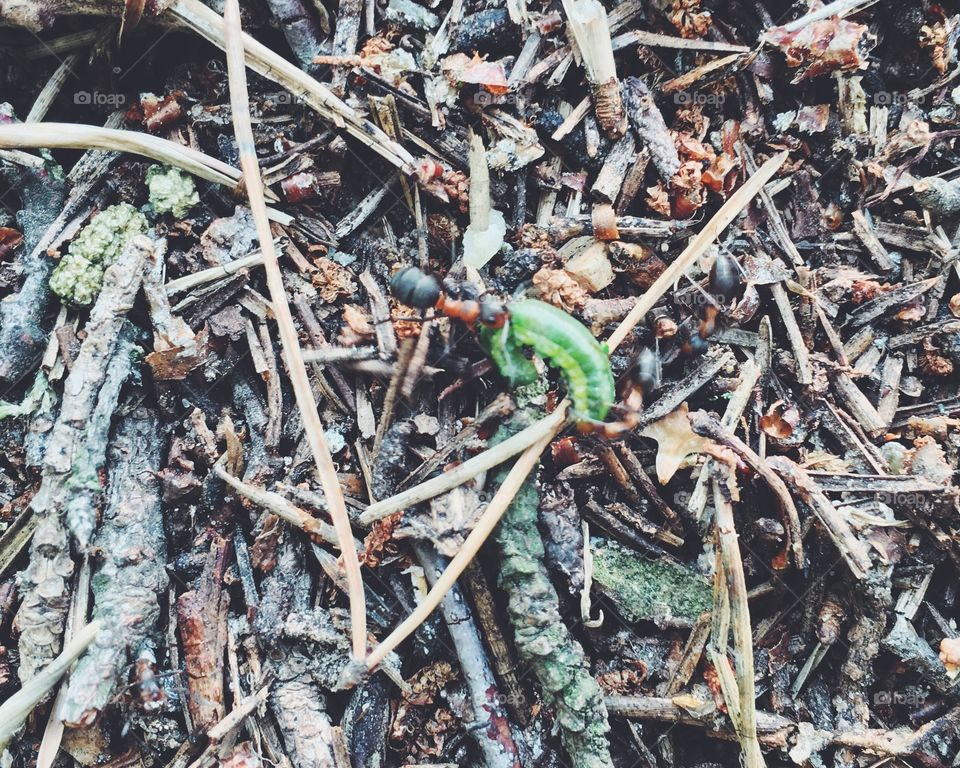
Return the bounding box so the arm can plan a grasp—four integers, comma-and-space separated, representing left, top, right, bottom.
591, 537, 712, 626
49, 203, 148, 307
146, 165, 199, 217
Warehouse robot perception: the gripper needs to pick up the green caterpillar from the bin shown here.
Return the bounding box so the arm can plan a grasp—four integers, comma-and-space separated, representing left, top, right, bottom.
479, 300, 615, 422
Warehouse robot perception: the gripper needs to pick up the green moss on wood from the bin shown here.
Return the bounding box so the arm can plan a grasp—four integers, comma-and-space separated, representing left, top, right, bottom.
591, 537, 712, 626
49, 203, 148, 306
146, 165, 199, 218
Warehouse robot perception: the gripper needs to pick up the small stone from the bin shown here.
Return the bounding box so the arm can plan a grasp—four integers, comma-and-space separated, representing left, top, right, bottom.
564, 241, 615, 293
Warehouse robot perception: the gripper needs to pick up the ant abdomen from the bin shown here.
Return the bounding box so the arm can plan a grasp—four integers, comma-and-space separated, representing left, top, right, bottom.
632, 347, 659, 394
709, 252, 741, 306
390, 265, 441, 309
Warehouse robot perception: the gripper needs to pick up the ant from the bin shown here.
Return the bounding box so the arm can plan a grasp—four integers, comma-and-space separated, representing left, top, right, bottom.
390, 265, 508, 329
696, 250, 742, 340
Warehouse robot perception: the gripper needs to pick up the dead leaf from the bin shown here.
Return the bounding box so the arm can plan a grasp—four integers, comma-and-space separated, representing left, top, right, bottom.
638, 403, 719, 484
0, 227, 23, 260
760, 400, 800, 438
311, 257, 358, 303
766, 17, 875, 82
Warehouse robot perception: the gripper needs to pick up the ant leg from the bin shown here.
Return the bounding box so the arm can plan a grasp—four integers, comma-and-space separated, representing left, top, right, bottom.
373, 312, 432, 326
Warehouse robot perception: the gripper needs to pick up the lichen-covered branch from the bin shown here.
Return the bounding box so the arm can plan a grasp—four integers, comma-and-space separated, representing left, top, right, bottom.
492, 411, 613, 768
14, 236, 151, 683
63, 326, 137, 548
61, 408, 167, 726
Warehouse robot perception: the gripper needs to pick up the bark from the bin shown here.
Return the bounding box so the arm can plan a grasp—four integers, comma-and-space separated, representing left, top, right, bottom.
14, 236, 151, 684
177, 534, 230, 732
62, 408, 168, 726
0, 159, 67, 384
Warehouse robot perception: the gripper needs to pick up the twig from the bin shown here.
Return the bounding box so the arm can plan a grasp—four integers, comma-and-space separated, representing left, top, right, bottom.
359, 407, 567, 525
165, 251, 264, 296
623, 78, 679, 183
214, 459, 358, 548
771, 0, 877, 34
0, 156, 67, 383
415, 543, 521, 768
25, 53, 79, 123
604, 695, 792, 746
686, 359, 761, 524
222, 0, 367, 661
712, 476, 765, 768
561, 0, 625, 139
492, 411, 613, 767
0, 621, 101, 749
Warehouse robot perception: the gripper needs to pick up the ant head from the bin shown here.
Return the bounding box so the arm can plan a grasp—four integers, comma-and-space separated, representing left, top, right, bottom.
391, 265, 441, 309
477, 296, 508, 328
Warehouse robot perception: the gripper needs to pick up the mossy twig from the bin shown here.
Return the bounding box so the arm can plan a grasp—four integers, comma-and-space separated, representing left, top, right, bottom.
493, 410, 612, 768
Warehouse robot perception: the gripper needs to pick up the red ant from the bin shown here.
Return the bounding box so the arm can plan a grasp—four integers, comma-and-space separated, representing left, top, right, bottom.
695, 251, 742, 340
390, 265, 508, 329
131, 647, 168, 715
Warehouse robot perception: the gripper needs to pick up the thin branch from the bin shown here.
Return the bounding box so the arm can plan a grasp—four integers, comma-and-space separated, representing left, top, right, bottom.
222, 0, 367, 662
712, 477, 765, 768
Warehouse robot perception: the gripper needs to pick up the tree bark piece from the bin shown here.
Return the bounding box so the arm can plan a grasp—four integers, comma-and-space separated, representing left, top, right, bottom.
62, 408, 167, 726
177, 534, 230, 733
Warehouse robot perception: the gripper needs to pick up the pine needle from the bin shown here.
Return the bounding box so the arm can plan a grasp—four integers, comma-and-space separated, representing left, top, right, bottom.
221, 0, 367, 661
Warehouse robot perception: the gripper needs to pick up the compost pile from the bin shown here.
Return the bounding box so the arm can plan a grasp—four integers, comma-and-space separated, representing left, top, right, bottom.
0, 0, 959, 766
